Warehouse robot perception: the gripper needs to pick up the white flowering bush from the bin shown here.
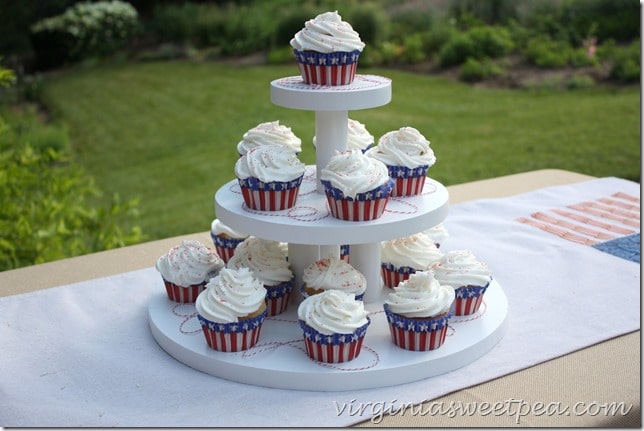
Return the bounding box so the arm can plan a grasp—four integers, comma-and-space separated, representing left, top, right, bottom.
31, 1, 138, 69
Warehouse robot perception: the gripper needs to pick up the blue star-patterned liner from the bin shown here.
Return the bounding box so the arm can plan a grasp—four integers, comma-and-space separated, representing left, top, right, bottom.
197, 308, 267, 334
381, 262, 418, 275
293, 49, 361, 67
210, 233, 245, 250
321, 179, 395, 202
299, 318, 370, 346
385, 164, 429, 179
592, 233, 640, 263
299, 283, 365, 301
454, 283, 490, 300
266, 279, 293, 299
238, 175, 303, 192
383, 303, 452, 333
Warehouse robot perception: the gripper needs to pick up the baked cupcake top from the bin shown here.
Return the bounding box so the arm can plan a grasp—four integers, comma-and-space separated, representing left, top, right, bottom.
313, 118, 374, 152
237, 121, 302, 155
430, 250, 492, 288
234, 144, 306, 183
320, 149, 391, 198
298, 289, 369, 335
381, 232, 443, 270
302, 254, 367, 296
290, 11, 365, 53
385, 271, 455, 318
227, 236, 293, 286
156, 239, 224, 286
423, 223, 449, 247
196, 267, 267, 323
210, 218, 248, 239
366, 126, 436, 169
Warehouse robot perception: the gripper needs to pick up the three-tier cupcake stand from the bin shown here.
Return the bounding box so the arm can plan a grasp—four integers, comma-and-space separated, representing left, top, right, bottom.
148, 74, 508, 391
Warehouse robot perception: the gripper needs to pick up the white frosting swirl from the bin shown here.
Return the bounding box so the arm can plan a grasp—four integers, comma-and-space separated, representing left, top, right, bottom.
227, 236, 293, 286
237, 121, 302, 155
423, 223, 449, 246
298, 290, 369, 335
381, 232, 443, 269
366, 127, 436, 168
430, 250, 492, 288
290, 11, 365, 53
195, 267, 267, 323
234, 144, 306, 183
210, 218, 248, 239
303, 255, 366, 296
385, 271, 455, 318
320, 149, 391, 198
155, 240, 224, 286
313, 118, 374, 151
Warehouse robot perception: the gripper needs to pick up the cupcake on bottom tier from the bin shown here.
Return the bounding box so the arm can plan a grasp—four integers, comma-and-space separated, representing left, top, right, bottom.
423, 223, 449, 248
236, 120, 302, 156
313, 118, 375, 153
195, 267, 267, 352
301, 254, 367, 300
383, 271, 455, 351
430, 250, 492, 316
210, 218, 248, 263
298, 290, 370, 363
380, 232, 444, 288
155, 239, 224, 303
227, 236, 294, 316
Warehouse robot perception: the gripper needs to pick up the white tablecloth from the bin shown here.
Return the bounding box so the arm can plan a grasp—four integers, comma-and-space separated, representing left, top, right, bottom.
1, 177, 639, 427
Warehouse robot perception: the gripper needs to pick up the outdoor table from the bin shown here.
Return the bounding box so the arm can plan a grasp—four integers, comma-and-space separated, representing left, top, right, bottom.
1, 169, 639, 427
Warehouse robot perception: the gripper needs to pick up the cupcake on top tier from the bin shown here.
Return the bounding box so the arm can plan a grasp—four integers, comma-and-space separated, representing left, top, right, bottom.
298, 290, 370, 363
156, 239, 224, 303
366, 127, 436, 196
313, 118, 375, 153
195, 267, 267, 352
430, 250, 492, 316
290, 11, 365, 86
210, 218, 248, 263
227, 236, 294, 316
383, 271, 455, 351
235, 144, 306, 211
237, 121, 302, 156
301, 254, 367, 300
320, 149, 394, 221
380, 232, 444, 288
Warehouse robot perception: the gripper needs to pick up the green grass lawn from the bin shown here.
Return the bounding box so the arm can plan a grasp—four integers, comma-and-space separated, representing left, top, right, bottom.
39, 61, 640, 241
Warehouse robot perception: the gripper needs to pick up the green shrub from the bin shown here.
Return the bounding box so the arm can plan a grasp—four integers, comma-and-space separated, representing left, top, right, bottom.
523, 36, 571, 68
449, 0, 518, 25
459, 57, 503, 82
438, 25, 514, 67
401, 33, 426, 64
438, 31, 474, 67
348, 4, 390, 47
147, 3, 200, 44
609, 40, 641, 83
389, 7, 433, 41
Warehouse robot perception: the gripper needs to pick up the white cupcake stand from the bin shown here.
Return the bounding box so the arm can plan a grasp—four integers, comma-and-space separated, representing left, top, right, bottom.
148, 75, 508, 391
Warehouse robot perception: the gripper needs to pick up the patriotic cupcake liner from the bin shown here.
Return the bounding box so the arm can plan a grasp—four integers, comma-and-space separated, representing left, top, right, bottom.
162, 278, 206, 303
210, 233, 245, 263
380, 262, 417, 288
383, 303, 453, 351
386, 165, 429, 197
300, 283, 365, 301
321, 179, 394, 222
340, 244, 350, 263
293, 49, 361, 86
454, 282, 490, 316
299, 318, 370, 363
265, 279, 294, 316
197, 309, 267, 352
238, 175, 303, 211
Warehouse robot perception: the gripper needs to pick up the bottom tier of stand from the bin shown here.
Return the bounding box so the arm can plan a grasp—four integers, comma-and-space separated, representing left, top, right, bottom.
148, 279, 508, 391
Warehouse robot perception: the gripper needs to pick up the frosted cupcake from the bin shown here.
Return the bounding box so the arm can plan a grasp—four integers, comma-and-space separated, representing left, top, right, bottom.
383, 271, 455, 351
423, 223, 449, 248
301, 254, 367, 300
313, 118, 375, 153
235, 144, 306, 211
237, 121, 302, 156
430, 250, 492, 316
210, 218, 248, 263
227, 236, 294, 316
290, 11, 365, 86
320, 149, 394, 221
155, 240, 224, 303
195, 267, 267, 352
366, 127, 436, 196
380, 232, 444, 288
298, 290, 370, 363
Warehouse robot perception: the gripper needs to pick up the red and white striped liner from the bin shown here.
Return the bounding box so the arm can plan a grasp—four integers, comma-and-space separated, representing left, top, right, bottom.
266, 289, 291, 317
297, 63, 358, 86
163, 280, 205, 303
326, 195, 389, 221
303, 335, 366, 363
240, 185, 300, 211
214, 245, 236, 263
454, 295, 485, 316
391, 176, 426, 197
381, 266, 415, 288
388, 323, 449, 351
200, 323, 263, 352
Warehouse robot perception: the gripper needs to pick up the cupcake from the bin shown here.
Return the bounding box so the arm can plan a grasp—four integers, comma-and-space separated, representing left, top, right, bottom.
383, 271, 455, 351
320, 149, 394, 221
423, 223, 449, 248
340, 244, 350, 263
210, 218, 248, 263
380, 232, 444, 288
298, 290, 370, 363
195, 267, 267, 352
366, 127, 436, 197
236, 121, 302, 156
430, 250, 492, 316
301, 254, 367, 300
227, 236, 294, 316
155, 240, 224, 303
290, 11, 365, 86
235, 144, 306, 211
313, 118, 374, 153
